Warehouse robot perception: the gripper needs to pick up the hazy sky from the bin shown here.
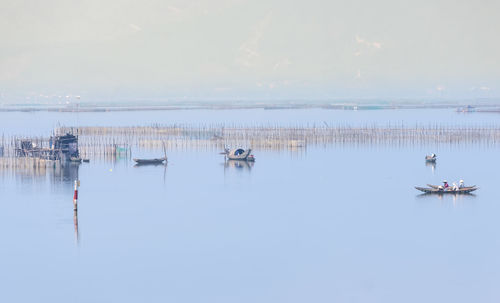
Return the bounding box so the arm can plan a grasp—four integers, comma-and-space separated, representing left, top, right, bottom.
1, 0, 499, 102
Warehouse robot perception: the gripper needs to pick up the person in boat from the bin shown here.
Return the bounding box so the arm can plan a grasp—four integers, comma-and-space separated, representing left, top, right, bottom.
431, 153, 436, 159
443, 180, 449, 189
459, 180, 464, 188
452, 182, 459, 191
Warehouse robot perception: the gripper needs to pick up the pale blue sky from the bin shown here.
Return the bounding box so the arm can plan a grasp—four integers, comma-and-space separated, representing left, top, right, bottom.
1, 0, 499, 103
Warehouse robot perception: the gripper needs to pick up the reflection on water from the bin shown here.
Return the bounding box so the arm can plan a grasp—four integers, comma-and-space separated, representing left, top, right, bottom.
2, 141, 500, 303
425, 160, 436, 174
1, 161, 81, 188
416, 192, 477, 207
224, 159, 254, 171
52, 163, 80, 185
73, 210, 79, 245
133, 162, 167, 167
0, 161, 83, 246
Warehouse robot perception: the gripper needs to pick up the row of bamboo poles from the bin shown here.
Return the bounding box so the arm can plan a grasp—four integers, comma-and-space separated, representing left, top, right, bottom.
66, 125, 500, 153
2, 124, 500, 163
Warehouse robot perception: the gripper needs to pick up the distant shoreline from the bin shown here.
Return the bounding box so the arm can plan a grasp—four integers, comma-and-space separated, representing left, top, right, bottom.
1, 102, 500, 112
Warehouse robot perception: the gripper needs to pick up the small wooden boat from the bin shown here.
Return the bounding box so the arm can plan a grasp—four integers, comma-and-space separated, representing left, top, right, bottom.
133, 157, 167, 165
415, 186, 478, 194
222, 148, 255, 161
426, 184, 476, 189
425, 154, 437, 162
134, 143, 168, 165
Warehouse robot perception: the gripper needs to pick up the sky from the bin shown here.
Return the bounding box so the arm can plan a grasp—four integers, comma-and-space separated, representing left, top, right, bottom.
1, 0, 499, 103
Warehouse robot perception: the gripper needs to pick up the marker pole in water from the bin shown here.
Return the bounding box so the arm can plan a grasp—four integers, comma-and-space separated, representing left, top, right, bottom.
73, 180, 79, 211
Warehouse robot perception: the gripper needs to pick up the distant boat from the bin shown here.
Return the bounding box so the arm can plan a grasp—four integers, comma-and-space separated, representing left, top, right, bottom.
425, 153, 437, 162
426, 183, 476, 189
133, 157, 167, 165
134, 143, 167, 165
456, 105, 475, 113
222, 148, 255, 161
415, 185, 477, 194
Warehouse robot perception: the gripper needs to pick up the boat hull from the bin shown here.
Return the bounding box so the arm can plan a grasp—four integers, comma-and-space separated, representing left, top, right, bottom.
415, 186, 477, 194
226, 149, 253, 161
426, 184, 476, 190
133, 158, 167, 165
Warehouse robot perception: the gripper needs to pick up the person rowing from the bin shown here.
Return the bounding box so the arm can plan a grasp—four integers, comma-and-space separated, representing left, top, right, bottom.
459, 180, 464, 188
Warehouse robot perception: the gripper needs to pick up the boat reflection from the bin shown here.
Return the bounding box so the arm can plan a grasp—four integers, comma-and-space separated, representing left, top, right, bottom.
224, 159, 254, 171
425, 160, 436, 173
416, 192, 476, 198
416, 192, 476, 207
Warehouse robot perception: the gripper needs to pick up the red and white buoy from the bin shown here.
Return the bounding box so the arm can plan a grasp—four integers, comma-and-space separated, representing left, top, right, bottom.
73, 180, 79, 211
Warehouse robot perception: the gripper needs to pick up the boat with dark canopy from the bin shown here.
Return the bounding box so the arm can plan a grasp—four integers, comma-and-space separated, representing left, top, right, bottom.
221, 148, 255, 161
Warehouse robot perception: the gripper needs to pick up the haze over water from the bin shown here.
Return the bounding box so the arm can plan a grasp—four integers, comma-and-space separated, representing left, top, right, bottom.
3, 0, 500, 300
1, 109, 499, 303
2, 108, 500, 136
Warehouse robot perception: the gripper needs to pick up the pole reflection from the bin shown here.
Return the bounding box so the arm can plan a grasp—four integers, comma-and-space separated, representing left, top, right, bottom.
74, 209, 79, 245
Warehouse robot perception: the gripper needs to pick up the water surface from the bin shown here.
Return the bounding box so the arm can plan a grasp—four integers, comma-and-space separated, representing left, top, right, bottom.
0, 109, 499, 303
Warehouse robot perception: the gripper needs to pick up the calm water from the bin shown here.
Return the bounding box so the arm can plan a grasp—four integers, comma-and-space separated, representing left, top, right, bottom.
1, 109, 500, 302
1, 108, 500, 136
